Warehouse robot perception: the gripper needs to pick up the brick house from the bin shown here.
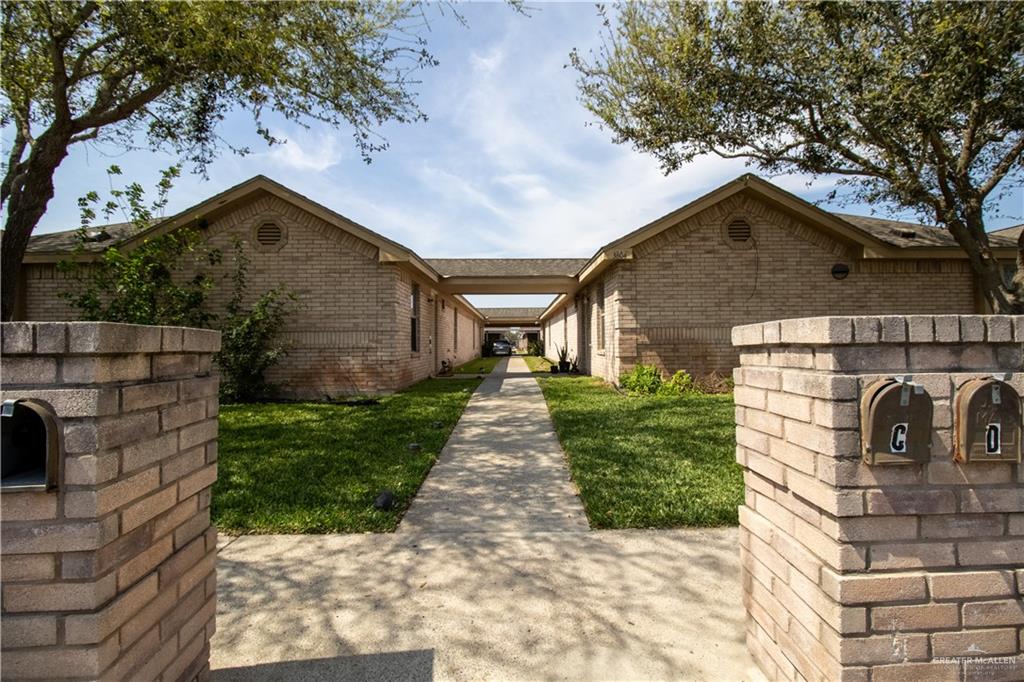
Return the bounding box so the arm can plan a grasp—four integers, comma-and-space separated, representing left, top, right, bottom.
16, 174, 1018, 394
17, 177, 487, 398
539, 175, 1020, 384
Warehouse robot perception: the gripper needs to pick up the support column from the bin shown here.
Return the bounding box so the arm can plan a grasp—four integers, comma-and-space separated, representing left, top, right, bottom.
732, 315, 1023, 682
1, 322, 220, 681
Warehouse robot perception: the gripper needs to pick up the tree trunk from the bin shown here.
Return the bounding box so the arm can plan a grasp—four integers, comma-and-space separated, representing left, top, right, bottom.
943, 206, 1024, 315
1, 130, 72, 321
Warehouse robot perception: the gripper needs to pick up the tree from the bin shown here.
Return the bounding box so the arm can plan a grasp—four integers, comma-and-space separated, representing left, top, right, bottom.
59, 165, 219, 327
1, 1, 442, 320
573, 1, 1024, 312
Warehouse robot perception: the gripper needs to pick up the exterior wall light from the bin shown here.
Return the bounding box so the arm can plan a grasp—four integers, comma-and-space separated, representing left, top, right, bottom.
831, 263, 850, 280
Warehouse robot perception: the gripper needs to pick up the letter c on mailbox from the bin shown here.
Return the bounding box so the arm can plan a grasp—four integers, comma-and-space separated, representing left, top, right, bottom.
890, 423, 908, 454
861, 379, 932, 465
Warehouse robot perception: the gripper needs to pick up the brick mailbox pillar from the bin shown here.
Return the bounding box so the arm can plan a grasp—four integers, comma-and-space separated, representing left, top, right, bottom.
731, 315, 1023, 682
1, 322, 219, 680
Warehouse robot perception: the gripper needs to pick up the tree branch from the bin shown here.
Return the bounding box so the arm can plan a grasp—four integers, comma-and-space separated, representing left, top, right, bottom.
72, 80, 169, 131
978, 134, 1024, 198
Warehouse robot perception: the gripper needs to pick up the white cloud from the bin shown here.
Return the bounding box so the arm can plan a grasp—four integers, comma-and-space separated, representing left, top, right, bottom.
265, 130, 344, 172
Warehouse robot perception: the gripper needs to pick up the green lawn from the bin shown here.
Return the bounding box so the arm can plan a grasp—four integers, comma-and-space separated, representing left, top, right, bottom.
522, 355, 554, 373
536, 375, 742, 528
213, 378, 481, 533
453, 357, 501, 374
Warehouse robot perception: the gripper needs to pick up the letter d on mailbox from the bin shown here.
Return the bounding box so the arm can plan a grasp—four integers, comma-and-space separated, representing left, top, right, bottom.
955, 378, 1022, 463
861, 378, 933, 465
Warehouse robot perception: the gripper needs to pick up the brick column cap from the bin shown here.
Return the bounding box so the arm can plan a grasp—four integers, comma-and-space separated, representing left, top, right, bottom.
732, 315, 1022, 348
2, 322, 220, 355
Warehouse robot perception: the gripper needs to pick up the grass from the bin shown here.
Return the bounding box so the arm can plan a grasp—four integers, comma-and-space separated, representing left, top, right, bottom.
452, 357, 501, 374
536, 375, 742, 529
213, 378, 481, 534
522, 355, 554, 373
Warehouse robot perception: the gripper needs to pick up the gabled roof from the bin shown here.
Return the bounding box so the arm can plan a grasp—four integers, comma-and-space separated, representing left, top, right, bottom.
427, 258, 588, 278
26, 175, 444, 283
570, 174, 1020, 292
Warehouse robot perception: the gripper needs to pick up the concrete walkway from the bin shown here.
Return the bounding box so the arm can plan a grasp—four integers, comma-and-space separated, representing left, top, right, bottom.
211, 358, 765, 681
399, 356, 589, 534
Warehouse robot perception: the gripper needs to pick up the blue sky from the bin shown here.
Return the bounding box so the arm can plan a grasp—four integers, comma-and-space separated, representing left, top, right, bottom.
28, 2, 1024, 309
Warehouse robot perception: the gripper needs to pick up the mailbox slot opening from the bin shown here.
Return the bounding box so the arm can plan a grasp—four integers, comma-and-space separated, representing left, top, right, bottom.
1, 399, 60, 491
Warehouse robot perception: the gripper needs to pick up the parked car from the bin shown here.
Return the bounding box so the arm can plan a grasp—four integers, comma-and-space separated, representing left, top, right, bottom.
491, 339, 512, 356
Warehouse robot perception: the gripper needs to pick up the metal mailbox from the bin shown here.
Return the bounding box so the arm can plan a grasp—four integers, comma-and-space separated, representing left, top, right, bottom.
1, 398, 60, 491
954, 378, 1022, 464
861, 378, 933, 465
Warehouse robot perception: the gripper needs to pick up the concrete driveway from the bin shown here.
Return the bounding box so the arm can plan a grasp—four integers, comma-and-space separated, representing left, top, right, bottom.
211, 357, 764, 681
212, 528, 762, 681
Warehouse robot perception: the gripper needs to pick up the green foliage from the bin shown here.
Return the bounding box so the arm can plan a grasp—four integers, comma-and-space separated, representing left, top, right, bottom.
2, 1, 443, 170
214, 378, 481, 533
556, 344, 569, 363
619, 363, 663, 395
59, 166, 218, 327
659, 370, 695, 396
537, 374, 741, 528
452, 357, 500, 375
527, 340, 544, 356
216, 240, 297, 403
1, 0, 460, 319
621, 365, 703, 397
573, 1, 1024, 312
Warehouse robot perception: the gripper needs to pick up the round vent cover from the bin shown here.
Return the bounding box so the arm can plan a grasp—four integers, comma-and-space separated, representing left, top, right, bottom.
256, 222, 282, 246
727, 220, 752, 243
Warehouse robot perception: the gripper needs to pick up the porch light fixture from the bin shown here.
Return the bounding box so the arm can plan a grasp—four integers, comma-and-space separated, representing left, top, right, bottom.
831, 263, 850, 280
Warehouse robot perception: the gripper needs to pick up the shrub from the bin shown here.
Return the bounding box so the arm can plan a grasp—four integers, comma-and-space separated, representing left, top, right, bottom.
619, 364, 663, 395
527, 340, 544, 356
216, 240, 297, 402
658, 370, 695, 396
59, 165, 219, 327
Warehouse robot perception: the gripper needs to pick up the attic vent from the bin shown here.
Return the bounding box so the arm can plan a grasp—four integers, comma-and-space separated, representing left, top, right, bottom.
81, 229, 111, 243
727, 220, 752, 243
894, 228, 917, 240
256, 222, 282, 246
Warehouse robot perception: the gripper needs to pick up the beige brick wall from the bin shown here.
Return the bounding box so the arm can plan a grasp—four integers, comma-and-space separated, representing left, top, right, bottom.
544, 192, 978, 385
18, 196, 482, 396
733, 315, 1024, 682
1, 321, 220, 681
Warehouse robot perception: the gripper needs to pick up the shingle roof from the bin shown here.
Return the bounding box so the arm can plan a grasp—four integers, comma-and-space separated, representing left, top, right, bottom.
478, 307, 547, 321
26, 223, 140, 253
425, 258, 588, 278
836, 214, 1019, 249
990, 224, 1023, 243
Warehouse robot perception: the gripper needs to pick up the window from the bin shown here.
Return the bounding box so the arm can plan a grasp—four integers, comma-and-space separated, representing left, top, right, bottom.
453, 308, 459, 349
410, 284, 420, 352
596, 282, 606, 351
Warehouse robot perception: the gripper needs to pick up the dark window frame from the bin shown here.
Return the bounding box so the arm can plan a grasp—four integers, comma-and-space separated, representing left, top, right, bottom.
410, 284, 420, 353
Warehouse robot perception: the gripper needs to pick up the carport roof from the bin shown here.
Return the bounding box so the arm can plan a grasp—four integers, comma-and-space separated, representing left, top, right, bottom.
479, 307, 546, 323
425, 258, 588, 278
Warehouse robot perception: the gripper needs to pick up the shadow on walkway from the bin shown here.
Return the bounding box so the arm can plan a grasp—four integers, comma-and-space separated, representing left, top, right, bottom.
215, 649, 434, 681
